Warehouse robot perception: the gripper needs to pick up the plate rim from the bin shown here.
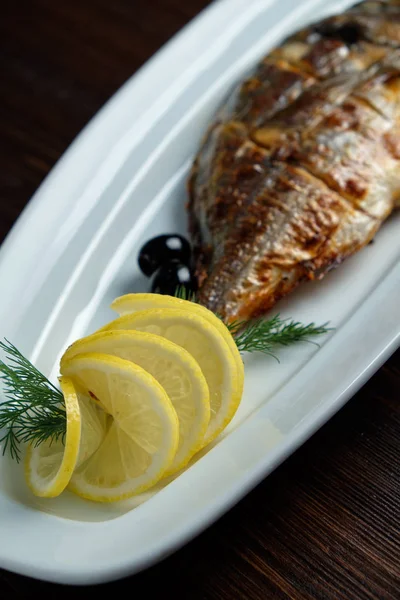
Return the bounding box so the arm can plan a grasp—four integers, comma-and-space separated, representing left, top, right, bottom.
0, 0, 399, 585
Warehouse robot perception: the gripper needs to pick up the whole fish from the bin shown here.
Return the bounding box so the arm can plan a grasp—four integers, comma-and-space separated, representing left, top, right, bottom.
187, 0, 400, 323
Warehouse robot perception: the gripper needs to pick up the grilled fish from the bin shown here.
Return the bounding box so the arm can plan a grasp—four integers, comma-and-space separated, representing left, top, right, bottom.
187, 0, 400, 323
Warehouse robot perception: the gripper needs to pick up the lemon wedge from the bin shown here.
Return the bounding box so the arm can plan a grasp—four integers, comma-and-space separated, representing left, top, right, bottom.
60, 329, 209, 475
25, 376, 81, 498
60, 353, 179, 502
110, 293, 244, 396
98, 308, 242, 447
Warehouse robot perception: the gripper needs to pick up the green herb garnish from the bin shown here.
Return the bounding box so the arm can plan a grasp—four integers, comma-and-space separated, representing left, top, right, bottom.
0, 340, 66, 462
0, 290, 331, 461
227, 315, 331, 360
174, 285, 331, 359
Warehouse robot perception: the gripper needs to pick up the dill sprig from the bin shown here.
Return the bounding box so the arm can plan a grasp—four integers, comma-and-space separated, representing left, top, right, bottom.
0, 340, 66, 462
0, 290, 331, 461
174, 286, 331, 358
227, 315, 332, 360
174, 285, 198, 303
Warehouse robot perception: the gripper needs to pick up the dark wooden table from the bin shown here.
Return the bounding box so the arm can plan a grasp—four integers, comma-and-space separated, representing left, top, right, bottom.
1, 1, 399, 598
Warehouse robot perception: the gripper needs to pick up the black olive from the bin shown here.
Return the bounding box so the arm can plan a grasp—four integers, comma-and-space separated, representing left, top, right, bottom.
138, 234, 192, 277
151, 260, 198, 296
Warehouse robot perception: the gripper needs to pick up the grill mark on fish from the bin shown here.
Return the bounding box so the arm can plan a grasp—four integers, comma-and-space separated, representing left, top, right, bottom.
216, 60, 316, 128
251, 72, 400, 218
352, 90, 392, 119
283, 159, 380, 220
187, 0, 400, 322
195, 163, 373, 315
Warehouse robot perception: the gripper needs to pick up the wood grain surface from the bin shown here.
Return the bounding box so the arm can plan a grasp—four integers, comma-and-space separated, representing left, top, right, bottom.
0, 1, 399, 598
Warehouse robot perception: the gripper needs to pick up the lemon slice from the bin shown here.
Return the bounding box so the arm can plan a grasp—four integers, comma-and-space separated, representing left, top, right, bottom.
60, 353, 179, 502
98, 308, 242, 446
75, 389, 108, 469
60, 329, 209, 475
111, 293, 244, 396
25, 376, 81, 498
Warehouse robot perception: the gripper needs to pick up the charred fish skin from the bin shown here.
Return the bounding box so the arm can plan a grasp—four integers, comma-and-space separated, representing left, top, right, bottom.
188, 0, 400, 323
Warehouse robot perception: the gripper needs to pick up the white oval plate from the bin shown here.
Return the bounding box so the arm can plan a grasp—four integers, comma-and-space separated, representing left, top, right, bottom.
0, 0, 399, 585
